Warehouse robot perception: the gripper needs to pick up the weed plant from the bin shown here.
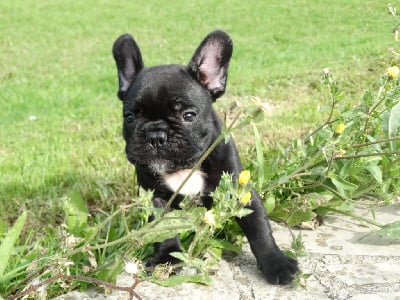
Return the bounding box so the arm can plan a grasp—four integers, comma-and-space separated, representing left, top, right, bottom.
1, 2, 400, 299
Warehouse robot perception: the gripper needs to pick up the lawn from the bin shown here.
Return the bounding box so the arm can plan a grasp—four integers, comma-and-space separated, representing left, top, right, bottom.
0, 0, 398, 297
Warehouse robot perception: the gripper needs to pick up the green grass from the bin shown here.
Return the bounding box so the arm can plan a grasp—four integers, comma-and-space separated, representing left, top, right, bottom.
0, 0, 398, 296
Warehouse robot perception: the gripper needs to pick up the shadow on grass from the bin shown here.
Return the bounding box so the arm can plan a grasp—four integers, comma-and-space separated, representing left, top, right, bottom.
0, 171, 133, 228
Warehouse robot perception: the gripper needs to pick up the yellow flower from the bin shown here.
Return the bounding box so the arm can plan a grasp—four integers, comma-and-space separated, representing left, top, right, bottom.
337, 149, 347, 157
239, 192, 252, 206
238, 170, 251, 186
202, 210, 216, 227
387, 66, 400, 79
335, 123, 345, 135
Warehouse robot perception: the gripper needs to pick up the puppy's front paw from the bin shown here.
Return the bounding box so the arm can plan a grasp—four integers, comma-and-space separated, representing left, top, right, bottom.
145, 251, 182, 270
146, 238, 183, 270
259, 252, 299, 285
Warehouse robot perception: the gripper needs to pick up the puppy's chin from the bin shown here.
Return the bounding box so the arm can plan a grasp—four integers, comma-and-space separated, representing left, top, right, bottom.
130, 158, 175, 174
128, 151, 202, 175
147, 159, 176, 174
132, 157, 195, 175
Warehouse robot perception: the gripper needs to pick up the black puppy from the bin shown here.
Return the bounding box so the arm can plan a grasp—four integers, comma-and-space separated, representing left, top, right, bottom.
112, 30, 298, 284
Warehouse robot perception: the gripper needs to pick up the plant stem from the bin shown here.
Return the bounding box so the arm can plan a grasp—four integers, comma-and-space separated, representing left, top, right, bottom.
349, 136, 400, 149
87, 224, 194, 251
320, 183, 352, 202
303, 74, 338, 143
188, 225, 204, 259
66, 206, 129, 257
325, 207, 384, 228
160, 134, 225, 217
361, 84, 386, 138
161, 113, 241, 217
9, 274, 143, 300
193, 230, 213, 259
334, 151, 400, 160
302, 119, 338, 143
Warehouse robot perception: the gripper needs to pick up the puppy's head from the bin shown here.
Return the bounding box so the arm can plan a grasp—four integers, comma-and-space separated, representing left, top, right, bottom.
112, 31, 232, 174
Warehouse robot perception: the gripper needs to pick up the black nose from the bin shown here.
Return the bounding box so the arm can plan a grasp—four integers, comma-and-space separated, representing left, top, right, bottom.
146, 130, 168, 149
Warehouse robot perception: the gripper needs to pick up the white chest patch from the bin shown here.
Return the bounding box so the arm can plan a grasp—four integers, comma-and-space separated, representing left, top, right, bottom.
162, 169, 205, 196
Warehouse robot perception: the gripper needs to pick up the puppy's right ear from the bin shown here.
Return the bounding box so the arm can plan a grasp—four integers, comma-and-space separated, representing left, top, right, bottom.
112, 34, 144, 101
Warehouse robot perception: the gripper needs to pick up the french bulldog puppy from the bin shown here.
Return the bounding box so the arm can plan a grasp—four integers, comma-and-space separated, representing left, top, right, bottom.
112, 30, 298, 284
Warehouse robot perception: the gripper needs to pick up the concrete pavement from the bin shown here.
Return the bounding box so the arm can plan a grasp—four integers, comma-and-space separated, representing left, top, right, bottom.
56, 204, 400, 300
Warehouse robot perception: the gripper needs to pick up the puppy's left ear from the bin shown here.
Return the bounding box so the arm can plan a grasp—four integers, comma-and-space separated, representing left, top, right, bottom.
188, 30, 233, 100
112, 34, 144, 101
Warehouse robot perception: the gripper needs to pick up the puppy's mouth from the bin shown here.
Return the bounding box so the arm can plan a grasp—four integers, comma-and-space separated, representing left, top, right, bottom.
127, 149, 201, 175
134, 158, 176, 174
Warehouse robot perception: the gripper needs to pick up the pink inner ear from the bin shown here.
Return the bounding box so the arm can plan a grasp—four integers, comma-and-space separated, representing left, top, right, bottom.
200, 72, 208, 85
199, 64, 224, 91
198, 44, 224, 90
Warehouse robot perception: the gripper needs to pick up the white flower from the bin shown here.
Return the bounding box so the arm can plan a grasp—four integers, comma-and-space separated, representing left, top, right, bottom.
124, 261, 139, 275
202, 210, 216, 227
322, 68, 330, 75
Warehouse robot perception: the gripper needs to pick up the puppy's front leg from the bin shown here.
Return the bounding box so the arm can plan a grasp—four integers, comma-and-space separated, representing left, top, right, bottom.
146, 195, 183, 268
236, 190, 298, 284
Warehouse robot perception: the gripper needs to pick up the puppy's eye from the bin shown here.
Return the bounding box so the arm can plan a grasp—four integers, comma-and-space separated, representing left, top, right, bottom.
182, 111, 196, 122
133, 108, 143, 116
124, 113, 135, 124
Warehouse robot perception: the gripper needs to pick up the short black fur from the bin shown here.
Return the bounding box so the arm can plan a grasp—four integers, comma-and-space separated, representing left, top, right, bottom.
112, 30, 298, 285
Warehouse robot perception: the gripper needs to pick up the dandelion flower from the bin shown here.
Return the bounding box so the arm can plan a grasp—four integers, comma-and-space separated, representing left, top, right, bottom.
239, 192, 252, 206
387, 66, 400, 79
238, 170, 251, 186
202, 210, 216, 227
335, 123, 345, 135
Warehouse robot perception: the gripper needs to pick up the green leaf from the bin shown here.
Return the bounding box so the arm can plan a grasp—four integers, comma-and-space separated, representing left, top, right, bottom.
269, 206, 289, 221
374, 221, 400, 240
139, 209, 200, 245
97, 256, 123, 283
62, 190, 88, 237
361, 90, 374, 107
329, 173, 358, 197
208, 239, 242, 255
364, 164, 382, 184
277, 176, 289, 185
265, 194, 276, 214
287, 210, 316, 226
336, 201, 354, 212
169, 252, 189, 263
252, 123, 265, 189
0, 212, 27, 277
314, 206, 331, 216
303, 193, 333, 209
151, 273, 212, 286
388, 102, 400, 151
0, 220, 7, 237
235, 208, 253, 218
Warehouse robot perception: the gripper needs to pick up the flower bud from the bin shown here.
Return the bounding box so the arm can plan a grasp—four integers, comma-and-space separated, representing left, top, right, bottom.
335, 123, 345, 135
238, 170, 251, 186
239, 192, 252, 206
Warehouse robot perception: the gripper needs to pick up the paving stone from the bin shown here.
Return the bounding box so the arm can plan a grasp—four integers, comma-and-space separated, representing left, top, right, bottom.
54, 205, 400, 300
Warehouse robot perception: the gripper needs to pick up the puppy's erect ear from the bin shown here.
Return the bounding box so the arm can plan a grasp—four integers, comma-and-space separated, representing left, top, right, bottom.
188, 30, 233, 100
112, 34, 144, 101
